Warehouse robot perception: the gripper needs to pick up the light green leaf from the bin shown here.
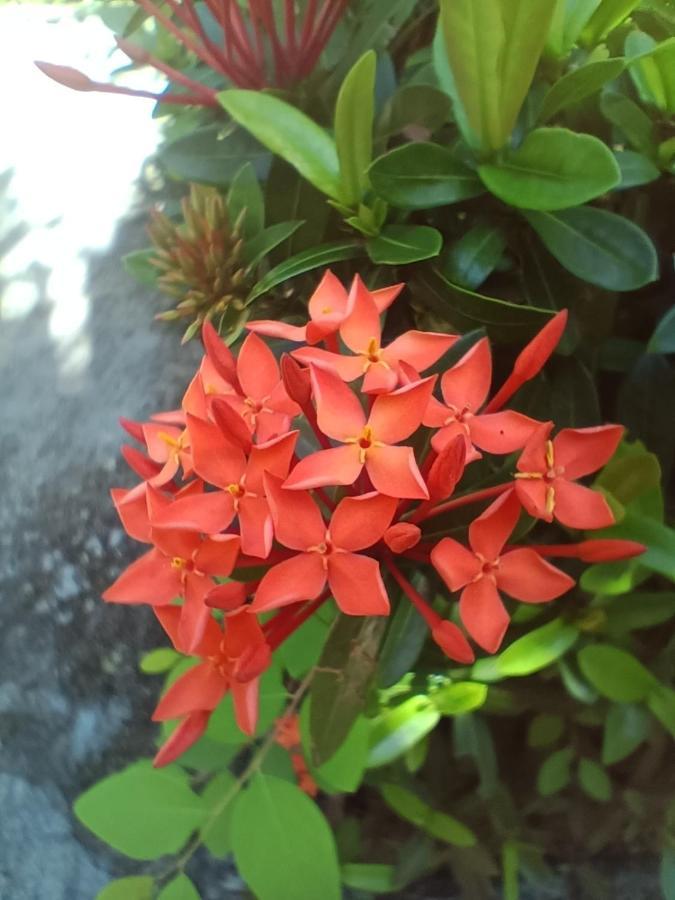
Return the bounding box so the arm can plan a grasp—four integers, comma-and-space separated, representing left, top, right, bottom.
537, 747, 574, 796
157, 874, 200, 900
479, 128, 620, 210
277, 610, 332, 679
546, 0, 601, 57
201, 771, 236, 857
227, 162, 264, 239
431, 682, 488, 716
628, 37, 675, 114
341, 864, 397, 894
335, 51, 376, 205
248, 241, 364, 302
312, 714, 370, 794
207, 662, 287, 744
96, 878, 154, 900
528, 713, 565, 748
368, 696, 440, 768
502, 839, 520, 900
577, 644, 658, 702
123, 249, 158, 286
539, 58, 625, 122
378, 84, 452, 138
218, 90, 343, 201
442, 223, 506, 289
648, 685, 675, 739
139, 647, 180, 675
367, 224, 443, 265
74, 761, 206, 860
578, 758, 612, 801
602, 703, 650, 764
613, 150, 660, 189
491, 619, 578, 678
381, 784, 476, 847
439, 0, 557, 152
230, 774, 341, 900
369, 143, 484, 209
581, 0, 640, 45
649, 307, 675, 354
523, 206, 658, 291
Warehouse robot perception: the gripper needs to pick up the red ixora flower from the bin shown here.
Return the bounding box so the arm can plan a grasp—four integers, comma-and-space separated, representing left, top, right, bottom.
101, 270, 642, 768
36, 0, 349, 105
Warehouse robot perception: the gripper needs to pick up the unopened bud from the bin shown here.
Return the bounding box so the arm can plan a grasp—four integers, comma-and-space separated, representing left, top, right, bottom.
281, 354, 312, 406
432, 621, 475, 664
427, 436, 466, 502
383, 522, 421, 554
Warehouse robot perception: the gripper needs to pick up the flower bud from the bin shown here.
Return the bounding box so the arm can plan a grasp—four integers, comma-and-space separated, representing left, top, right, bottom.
384, 522, 422, 553
427, 436, 466, 502
281, 354, 312, 406
432, 621, 474, 664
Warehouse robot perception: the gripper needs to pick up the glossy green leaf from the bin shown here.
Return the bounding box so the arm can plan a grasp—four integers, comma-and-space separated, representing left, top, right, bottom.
602, 703, 650, 764
381, 784, 476, 847
378, 84, 452, 137
578, 758, 612, 801
248, 241, 363, 302
369, 143, 484, 209
649, 307, 675, 354
546, 0, 601, 56
479, 128, 620, 210
581, 0, 639, 45
96, 878, 154, 900
628, 37, 675, 113
613, 150, 660, 189
312, 714, 370, 793
74, 761, 206, 860
242, 221, 303, 269
600, 91, 656, 155
537, 748, 574, 796
341, 864, 397, 893
367, 224, 442, 265
218, 90, 343, 201
439, 0, 557, 152
335, 51, 376, 205
231, 774, 341, 900
577, 644, 658, 702
161, 124, 269, 185
157, 875, 200, 900
648, 686, 675, 739
227, 162, 264, 239
492, 619, 578, 678
200, 771, 236, 857
378, 594, 428, 688
528, 713, 565, 748
412, 268, 554, 342
431, 682, 488, 716
368, 695, 440, 768
539, 58, 625, 121
523, 206, 658, 291
139, 647, 180, 674
309, 615, 385, 765
442, 223, 506, 289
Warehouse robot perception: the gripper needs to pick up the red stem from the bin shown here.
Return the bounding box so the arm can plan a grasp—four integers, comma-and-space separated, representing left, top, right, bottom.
116, 38, 218, 103
384, 557, 439, 630
135, 0, 231, 77
409, 482, 513, 524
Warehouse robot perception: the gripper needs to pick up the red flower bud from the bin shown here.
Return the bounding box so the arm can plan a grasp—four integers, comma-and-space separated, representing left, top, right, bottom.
432, 621, 475, 664
427, 436, 466, 502
280, 353, 312, 406
384, 522, 422, 553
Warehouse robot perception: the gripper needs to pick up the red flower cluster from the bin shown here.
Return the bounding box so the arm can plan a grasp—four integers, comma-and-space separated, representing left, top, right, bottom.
104, 270, 642, 766
36, 0, 348, 106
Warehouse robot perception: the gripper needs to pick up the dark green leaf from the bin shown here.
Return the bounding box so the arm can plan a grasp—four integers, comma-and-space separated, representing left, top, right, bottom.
648, 685, 675, 739
442, 223, 506, 289
227, 163, 264, 239
537, 748, 574, 796
74, 761, 206, 860
161, 124, 269, 186
602, 703, 650, 764
368, 696, 440, 768
613, 150, 660, 189
248, 241, 364, 302
479, 128, 620, 210
578, 758, 612, 801
331, 0, 417, 82
243, 221, 304, 268
96, 878, 154, 900
231, 775, 341, 900
528, 713, 565, 748
539, 59, 625, 122
378, 584, 429, 688
381, 784, 476, 847
157, 875, 200, 900
577, 644, 658, 701
218, 90, 343, 201
378, 85, 452, 138
341, 864, 397, 894
367, 225, 443, 265
523, 206, 658, 291
309, 615, 385, 765
604, 592, 675, 634
453, 715, 499, 797
369, 143, 484, 209
335, 51, 376, 204
600, 91, 656, 155
649, 307, 675, 354
550, 357, 601, 427
618, 355, 675, 483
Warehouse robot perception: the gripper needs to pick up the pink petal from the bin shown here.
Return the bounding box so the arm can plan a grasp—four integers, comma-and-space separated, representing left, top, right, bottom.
187, 414, 246, 489
371, 281, 404, 313
385, 330, 457, 374
202, 320, 238, 384
245, 430, 298, 494
431, 538, 481, 591
179, 574, 213, 652
264, 472, 326, 550
237, 332, 280, 402
330, 492, 398, 551
366, 445, 428, 500
239, 496, 274, 559
311, 365, 366, 440
362, 363, 399, 394
292, 346, 365, 381
439, 337, 491, 411
102, 550, 181, 605
255, 410, 292, 443
247, 320, 308, 341
328, 552, 390, 615
469, 411, 541, 454
516, 421, 554, 475
469, 490, 521, 560
249, 553, 327, 612
153, 662, 227, 721
340, 277, 382, 354
459, 579, 510, 653
553, 425, 623, 480
308, 270, 350, 327
515, 478, 551, 522
497, 548, 575, 602
284, 445, 363, 491
423, 395, 451, 428
151, 491, 236, 533
367, 376, 436, 444
194, 534, 241, 576
210, 399, 253, 453
553, 479, 615, 530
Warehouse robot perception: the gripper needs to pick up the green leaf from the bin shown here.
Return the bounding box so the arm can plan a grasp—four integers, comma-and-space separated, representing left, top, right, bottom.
123, 249, 158, 286
502, 840, 520, 900
602, 703, 650, 764
369, 143, 484, 209
600, 91, 656, 155
231, 774, 341, 900
367, 224, 443, 265
243, 221, 304, 269
604, 592, 675, 634
411, 268, 554, 342
479, 128, 620, 210
157, 875, 200, 900
96, 878, 154, 900
439, 0, 557, 152
602, 512, 675, 581
161, 124, 269, 186
546, 0, 602, 57
277, 610, 332, 679
309, 615, 385, 765
613, 150, 661, 189
227, 163, 264, 239
218, 90, 343, 201
648, 685, 675, 739
74, 761, 206, 860
139, 647, 180, 675
201, 771, 236, 857
581, 0, 640, 45
627, 37, 675, 114
378, 594, 428, 688
312, 714, 370, 793
341, 864, 397, 894
378, 85, 452, 138
207, 662, 287, 744
335, 51, 376, 205
528, 713, 565, 748
248, 241, 363, 302
661, 848, 675, 900
539, 58, 625, 122
577, 758, 612, 801
491, 619, 578, 678
381, 784, 476, 847
577, 644, 658, 702
442, 223, 506, 289
431, 682, 488, 716
368, 696, 441, 768
649, 307, 675, 354
523, 206, 658, 291
537, 748, 574, 796
453, 715, 499, 797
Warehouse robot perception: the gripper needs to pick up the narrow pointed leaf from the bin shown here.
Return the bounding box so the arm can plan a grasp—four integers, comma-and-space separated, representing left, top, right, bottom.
248, 241, 364, 302
539, 59, 625, 122
335, 51, 376, 205
367, 225, 443, 265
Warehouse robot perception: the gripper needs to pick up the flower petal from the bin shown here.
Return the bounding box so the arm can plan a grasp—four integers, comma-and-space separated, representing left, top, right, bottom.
292, 346, 365, 381
469, 489, 521, 560
371, 282, 404, 313
431, 538, 481, 591
368, 376, 436, 445
366, 445, 428, 499
469, 411, 541, 454
284, 445, 363, 491
516, 421, 554, 475
206, 582, 249, 611
497, 548, 575, 602
202, 320, 238, 385
553, 425, 623, 480
439, 337, 491, 411
187, 414, 246, 489
239, 495, 274, 559
362, 363, 399, 394
340, 277, 382, 353
152, 491, 236, 533
103, 549, 180, 605
459, 579, 510, 653
179, 574, 213, 652
237, 332, 280, 401
250, 553, 327, 612
112, 484, 152, 543
232, 679, 260, 736
153, 710, 210, 768
245, 430, 298, 494
553, 479, 615, 529
264, 472, 326, 550
328, 552, 390, 615
247, 320, 308, 341
330, 492, 398, 551
432, 621, 475, 664
308, 270, 350, 329
515, 478, 551, 522
153, 662, 227, 721
311, 364, 366, 440
386, 330, 458, 375
194, 534, 241, 576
